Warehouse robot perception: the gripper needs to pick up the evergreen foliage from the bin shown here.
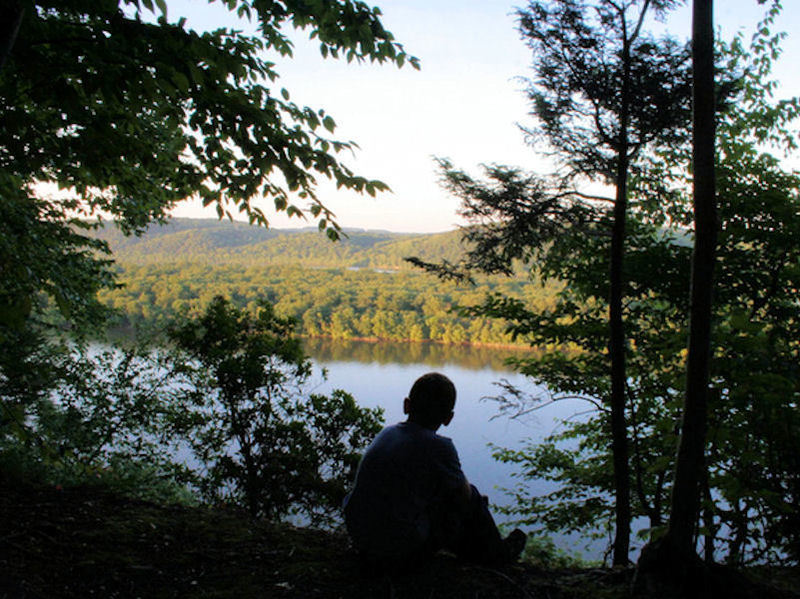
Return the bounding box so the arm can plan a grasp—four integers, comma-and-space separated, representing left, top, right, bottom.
485, 0, 694, 565
414, 0, 693, 565
429, 5, 800, 566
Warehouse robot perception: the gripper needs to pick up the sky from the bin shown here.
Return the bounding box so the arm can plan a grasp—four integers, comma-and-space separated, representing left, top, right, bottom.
167, 0, 800, 233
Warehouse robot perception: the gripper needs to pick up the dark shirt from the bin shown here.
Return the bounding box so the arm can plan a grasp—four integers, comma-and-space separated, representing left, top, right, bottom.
343, 421, 467, 558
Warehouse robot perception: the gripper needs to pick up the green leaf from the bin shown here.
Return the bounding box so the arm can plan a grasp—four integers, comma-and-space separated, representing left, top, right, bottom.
171, 71, 190, 93
0, 0, 417, 340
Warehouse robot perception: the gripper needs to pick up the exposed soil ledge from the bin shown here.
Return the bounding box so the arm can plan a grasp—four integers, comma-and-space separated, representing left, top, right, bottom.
1, 480, 796, 599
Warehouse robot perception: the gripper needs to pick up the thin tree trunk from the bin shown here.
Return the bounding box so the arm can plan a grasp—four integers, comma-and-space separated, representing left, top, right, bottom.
632, 2, 717, 593
610, 151, 631, 565
0, 1, 24, 71
227, 395, 260, 517
609, 14, 634, 566
667, 0, 717, 556
702, 470, 717, 564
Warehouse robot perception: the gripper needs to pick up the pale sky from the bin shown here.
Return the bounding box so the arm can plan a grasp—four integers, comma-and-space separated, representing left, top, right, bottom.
167, 0, 800, 233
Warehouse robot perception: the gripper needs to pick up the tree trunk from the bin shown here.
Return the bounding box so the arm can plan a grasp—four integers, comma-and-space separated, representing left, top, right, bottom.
0, 1, 24, 71
609, 17, 634, 566
667, 0, 717, 557
633, 0, 717, 594
610, 146, 631, 565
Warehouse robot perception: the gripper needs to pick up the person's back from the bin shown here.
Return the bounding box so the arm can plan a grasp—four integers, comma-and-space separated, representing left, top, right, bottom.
343, 372, 526, 567
343, 420, 467, 560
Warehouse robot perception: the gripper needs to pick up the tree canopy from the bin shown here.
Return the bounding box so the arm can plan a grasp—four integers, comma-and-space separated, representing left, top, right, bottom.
0, 0, 417, 334
424, 0, 693, 565
419, 0, 800, 572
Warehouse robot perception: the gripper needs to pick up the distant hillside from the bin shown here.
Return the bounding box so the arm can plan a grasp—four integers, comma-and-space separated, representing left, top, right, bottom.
91, 218, 560, 347
91, 219, 466, 270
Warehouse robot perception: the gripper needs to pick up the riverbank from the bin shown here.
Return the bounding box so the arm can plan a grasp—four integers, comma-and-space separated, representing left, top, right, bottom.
2, 480, 797, 598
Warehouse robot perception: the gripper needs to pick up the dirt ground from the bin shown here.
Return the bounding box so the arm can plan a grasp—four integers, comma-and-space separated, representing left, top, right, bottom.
1, 481, 796, 599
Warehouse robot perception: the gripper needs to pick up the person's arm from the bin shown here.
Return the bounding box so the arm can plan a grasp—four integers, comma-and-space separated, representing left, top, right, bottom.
435, 437, 472, 511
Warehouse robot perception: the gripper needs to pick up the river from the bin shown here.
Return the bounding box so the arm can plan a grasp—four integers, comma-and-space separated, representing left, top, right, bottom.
301, 338, 608, 561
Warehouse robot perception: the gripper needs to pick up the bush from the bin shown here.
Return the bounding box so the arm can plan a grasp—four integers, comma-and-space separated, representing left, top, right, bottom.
168, 296, 383, 525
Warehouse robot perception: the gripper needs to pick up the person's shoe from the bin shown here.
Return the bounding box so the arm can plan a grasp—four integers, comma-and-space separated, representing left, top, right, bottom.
502, 528, 527, 563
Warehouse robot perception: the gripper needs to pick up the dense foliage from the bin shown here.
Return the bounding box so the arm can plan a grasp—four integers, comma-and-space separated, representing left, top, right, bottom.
0, 338, 194, 503
87, 223, 561, 346
106, 263, 526, 345
429, 5, 800, 567
1, 297, 385, 525
0, 0, 414, 339
168, 297, 383, 524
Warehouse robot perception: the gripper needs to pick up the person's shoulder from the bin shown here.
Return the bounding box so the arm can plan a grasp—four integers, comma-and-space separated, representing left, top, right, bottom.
433, 433, 458, 456
395, 421, 421, 434
385, 422, 414, 436
433, 431, 453, 443
397, 421, 441, 439
397, 422, 453, 443
373, 422, 413, 443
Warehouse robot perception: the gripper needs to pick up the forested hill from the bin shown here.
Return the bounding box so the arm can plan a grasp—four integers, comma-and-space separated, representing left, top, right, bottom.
91, 218, 560, 346
92, 218, 466, 270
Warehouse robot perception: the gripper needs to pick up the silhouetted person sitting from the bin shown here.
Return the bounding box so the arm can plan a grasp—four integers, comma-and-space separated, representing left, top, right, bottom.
343, 372, 526, 569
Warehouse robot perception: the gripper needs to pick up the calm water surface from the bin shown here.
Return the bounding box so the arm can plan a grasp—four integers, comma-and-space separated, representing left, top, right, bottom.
302, 338, 607, 559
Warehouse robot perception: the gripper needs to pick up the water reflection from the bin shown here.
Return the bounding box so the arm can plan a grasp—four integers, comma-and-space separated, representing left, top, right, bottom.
301, 337, 536, 371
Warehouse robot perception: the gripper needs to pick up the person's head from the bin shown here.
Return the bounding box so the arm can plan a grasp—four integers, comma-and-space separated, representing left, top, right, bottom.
403, 372, 456, 430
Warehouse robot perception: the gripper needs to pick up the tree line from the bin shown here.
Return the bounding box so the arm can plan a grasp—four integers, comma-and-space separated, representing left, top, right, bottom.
100, 261, 561, 347
92, 220, 467, 271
